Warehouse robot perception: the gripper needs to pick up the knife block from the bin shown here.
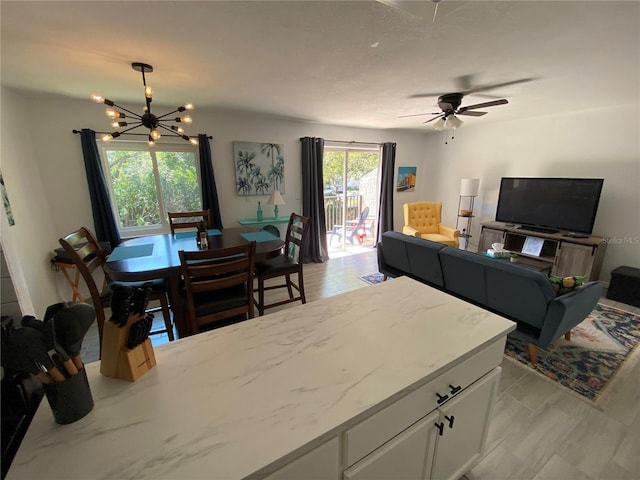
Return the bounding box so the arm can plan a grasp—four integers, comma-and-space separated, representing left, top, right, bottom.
100, 313, 156, 382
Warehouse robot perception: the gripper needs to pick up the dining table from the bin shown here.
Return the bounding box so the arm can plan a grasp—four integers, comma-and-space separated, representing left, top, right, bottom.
102, 226, 284, 338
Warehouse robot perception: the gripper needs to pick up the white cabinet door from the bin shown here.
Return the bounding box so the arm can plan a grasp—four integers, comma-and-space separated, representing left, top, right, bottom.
263, 437, 339, 480
429, 368, 501, 480
344, 411, 439, 480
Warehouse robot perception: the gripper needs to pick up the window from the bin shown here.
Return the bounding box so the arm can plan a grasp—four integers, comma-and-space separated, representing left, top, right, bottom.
323, 143, 380, 254
99, 142, 201, 237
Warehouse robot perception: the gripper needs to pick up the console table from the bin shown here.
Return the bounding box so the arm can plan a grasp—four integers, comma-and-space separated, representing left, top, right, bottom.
238, 216, 290, 226
8, 277, 514, 480
479, 221, 607, 281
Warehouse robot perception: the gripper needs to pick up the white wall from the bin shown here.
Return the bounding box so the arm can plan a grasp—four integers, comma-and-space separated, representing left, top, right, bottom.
424, 105, 640, 281
1, 89, 428, 313
0, 88, 60, 316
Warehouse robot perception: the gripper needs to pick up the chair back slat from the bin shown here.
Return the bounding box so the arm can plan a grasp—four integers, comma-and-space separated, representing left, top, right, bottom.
168, 210, 212, 234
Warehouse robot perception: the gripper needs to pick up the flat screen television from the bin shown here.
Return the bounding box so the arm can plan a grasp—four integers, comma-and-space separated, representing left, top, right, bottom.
495, 177, 604, 235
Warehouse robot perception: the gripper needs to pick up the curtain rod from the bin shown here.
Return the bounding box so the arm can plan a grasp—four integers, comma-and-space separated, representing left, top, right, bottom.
324, 139, 382, 146
72, 130, 212, 139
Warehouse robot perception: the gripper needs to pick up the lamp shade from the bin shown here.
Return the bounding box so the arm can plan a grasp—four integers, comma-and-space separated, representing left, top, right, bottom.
460, 178, 480, 196
267, 190, 285, 206
433, 117, 446, 131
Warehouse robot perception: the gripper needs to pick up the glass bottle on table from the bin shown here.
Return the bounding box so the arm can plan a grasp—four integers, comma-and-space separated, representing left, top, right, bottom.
257, 201, 263, 222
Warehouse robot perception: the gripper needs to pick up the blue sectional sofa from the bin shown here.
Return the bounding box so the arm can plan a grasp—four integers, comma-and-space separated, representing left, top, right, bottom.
378, 231, 603, 362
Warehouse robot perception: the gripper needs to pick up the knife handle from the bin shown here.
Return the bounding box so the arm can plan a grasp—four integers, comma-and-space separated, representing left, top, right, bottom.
71, 355, 83, 371
36, 372, 53, 384
62, 358, 79, 376
48, 366, 66, 383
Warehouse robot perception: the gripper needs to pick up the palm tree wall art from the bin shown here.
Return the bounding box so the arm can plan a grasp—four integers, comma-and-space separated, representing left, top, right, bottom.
233, 141, 285, 196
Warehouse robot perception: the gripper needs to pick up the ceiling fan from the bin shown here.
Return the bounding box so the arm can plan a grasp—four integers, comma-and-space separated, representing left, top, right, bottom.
399, 93, 508, 127
400, 76, 534, 128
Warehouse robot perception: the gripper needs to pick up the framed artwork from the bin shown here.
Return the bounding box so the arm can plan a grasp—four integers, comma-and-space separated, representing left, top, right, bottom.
0, 169, 15, 226
397, 166, 417, 192
233, 141, 285, 196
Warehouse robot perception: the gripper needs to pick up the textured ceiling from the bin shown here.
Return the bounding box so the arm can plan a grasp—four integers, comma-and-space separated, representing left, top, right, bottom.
1, 1, 639, 130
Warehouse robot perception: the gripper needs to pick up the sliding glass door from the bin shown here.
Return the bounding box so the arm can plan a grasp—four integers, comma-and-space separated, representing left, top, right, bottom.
323, 144, 380, 255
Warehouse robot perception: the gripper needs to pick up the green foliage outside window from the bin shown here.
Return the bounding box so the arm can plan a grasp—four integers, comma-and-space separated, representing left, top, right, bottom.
105, 148, 200, 229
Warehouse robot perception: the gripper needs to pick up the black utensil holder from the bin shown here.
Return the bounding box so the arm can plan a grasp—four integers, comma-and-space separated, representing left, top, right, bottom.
43, 367, 94, 424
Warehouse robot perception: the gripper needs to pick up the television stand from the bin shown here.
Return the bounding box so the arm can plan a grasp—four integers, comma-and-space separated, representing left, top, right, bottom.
517, 225, 559, 234
479, 221, 607, 281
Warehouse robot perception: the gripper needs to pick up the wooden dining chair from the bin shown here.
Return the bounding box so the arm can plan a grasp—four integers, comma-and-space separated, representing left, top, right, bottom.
59, 227, 174, 352
168, 210, 211, 234
254, 213, 311, 316
179, 242, 256, 334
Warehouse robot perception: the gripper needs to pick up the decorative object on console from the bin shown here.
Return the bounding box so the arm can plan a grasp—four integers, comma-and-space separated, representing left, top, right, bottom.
456, 178, 480, 250
256, 201, 263, 222
267, 190, 285, 218
90, 62, 196, 147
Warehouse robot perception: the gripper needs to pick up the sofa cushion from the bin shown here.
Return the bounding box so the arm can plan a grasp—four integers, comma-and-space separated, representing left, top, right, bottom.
379, 232, 411, 274
439, 247, 489, 305
404, 236, 446, 287
484, 260, 556, 328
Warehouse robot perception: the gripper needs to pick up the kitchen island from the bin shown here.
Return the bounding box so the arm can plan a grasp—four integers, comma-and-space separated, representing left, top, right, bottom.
8, 276, 514, 480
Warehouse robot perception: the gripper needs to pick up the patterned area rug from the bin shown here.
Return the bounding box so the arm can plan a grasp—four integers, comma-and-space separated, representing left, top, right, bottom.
505, 303, 640, 401
359, 272, 385, 285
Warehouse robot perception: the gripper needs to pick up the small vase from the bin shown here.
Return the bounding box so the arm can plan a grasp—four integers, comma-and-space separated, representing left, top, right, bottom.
257, 201, 263, 222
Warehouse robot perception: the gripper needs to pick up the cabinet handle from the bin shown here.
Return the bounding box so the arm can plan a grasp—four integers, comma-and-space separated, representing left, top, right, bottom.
449, 384, 461, 395
445, 415, 455, 429
434, 422, 444, 436
436, 392, 449, 404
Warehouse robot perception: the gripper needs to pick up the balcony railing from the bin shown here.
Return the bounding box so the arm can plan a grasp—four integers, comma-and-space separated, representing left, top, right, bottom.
324, 194, 362, 231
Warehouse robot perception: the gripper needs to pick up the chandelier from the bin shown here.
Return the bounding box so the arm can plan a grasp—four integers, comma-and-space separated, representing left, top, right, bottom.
90, 62, 197, 147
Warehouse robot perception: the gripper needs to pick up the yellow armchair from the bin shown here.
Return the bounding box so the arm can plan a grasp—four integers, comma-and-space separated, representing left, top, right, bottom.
402, 202, 460, 247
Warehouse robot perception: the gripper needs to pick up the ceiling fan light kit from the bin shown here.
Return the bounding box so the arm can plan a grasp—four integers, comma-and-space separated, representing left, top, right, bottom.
90, 62, 197, 147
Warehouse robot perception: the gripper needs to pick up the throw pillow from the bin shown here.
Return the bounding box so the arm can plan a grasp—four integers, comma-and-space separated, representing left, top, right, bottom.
549, 275, 586, 296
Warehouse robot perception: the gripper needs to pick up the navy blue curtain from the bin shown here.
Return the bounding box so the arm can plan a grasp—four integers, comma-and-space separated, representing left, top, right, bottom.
301, 137, 328, 263
198, 134, 223, 229
376, 142, 396, 245
80, 129, 121, 248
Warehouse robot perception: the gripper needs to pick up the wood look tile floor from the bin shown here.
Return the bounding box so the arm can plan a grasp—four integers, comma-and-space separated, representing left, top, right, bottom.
81, 249, 639, 480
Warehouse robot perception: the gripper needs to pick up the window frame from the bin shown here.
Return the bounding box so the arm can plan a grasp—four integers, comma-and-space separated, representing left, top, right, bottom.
98, 140, 202, 238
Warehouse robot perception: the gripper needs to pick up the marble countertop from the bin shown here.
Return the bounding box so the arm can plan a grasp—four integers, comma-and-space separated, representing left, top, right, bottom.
8, 276, 514, 480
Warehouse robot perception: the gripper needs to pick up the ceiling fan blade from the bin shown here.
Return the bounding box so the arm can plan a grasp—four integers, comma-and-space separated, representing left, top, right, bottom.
458, 99, 508, 112
465, 78, 535, 94
398, 112, 439, 118
424, 115, 444, 124
457, 111, 487, 117
408, 92, 443, 99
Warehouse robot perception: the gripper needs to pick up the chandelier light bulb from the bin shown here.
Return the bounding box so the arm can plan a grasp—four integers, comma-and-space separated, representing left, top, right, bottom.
189, 137, 199, 146
90, 93, 104, 104
171, 125, 185, 134
176, 115, 193, 125
150, 129, 161, 140
111, 121, 128, 128
184, 103, 194, 110
147, 135, 155, 147
101, 133, 113, 142
105, 108, 125, 120
144, 85, 153, 99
